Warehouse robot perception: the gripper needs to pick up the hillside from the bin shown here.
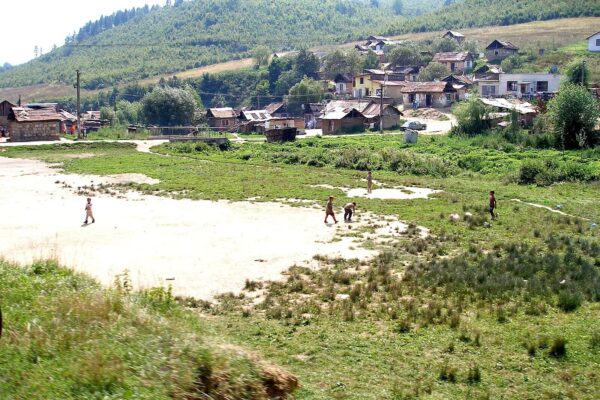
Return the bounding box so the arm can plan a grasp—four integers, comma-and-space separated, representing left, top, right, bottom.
387, 0, 600, 35
0, 0, 444, 90
4, 0, 599, 91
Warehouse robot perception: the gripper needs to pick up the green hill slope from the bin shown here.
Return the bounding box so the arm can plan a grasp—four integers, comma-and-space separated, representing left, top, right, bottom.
390, 0, 600, 34
0, 0, 443, 90
0, 0, 598, 91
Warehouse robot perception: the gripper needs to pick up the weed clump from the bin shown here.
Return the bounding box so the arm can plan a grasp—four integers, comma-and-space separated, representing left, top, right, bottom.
549, 337, 567, 358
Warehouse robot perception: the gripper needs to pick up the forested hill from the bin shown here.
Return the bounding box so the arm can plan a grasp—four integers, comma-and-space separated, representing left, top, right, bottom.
390, 0, 600, 34
0, 0, 444, 90
1, 0, 598, 90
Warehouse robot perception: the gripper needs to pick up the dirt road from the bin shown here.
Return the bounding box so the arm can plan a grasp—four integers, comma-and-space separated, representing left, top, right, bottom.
0, 156, 373, 299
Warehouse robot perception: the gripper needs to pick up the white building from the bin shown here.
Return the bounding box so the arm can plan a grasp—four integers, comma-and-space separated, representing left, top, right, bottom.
497, 73, 562, 97
588, 32, 600, 52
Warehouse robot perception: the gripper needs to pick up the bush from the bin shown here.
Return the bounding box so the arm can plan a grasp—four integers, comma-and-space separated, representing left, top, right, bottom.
549, 337, 567, 358
557, 290, 583, 312
466, 364, 481, 384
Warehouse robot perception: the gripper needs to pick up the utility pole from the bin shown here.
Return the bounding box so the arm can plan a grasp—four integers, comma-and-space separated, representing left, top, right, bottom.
379, 71, 388, 134
581, 60, 586, 86
76, 70, 81, 139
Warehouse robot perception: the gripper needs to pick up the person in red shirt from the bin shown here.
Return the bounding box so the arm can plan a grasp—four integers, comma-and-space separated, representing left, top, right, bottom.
489, 191, 497, 220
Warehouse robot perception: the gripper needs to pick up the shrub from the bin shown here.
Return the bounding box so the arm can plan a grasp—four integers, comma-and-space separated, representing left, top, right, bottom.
439, 362, 457, 383
466, 364, 481, 384
557, 290, 583, 312
549, 337, 567, 358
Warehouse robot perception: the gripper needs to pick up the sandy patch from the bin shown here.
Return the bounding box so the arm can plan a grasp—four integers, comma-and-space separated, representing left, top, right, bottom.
311, 184, 440, 200
63, 153, 98, 159
105, 173, 160, 185
0, 156, 374, 299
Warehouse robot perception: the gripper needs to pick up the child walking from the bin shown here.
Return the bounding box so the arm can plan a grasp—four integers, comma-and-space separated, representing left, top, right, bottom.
84, 197, 95, 224
489, 191, 497, 220
324, 196, 338, 224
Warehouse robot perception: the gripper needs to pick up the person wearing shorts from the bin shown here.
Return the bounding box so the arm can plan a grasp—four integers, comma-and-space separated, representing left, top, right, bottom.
344, 202, 356, 222
489, 191, 497, 220
84, 197, 95, 224
324, 196, 338, 224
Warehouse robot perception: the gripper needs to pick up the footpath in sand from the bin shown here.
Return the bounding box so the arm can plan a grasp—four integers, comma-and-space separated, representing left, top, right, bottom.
0, 156, 377, 300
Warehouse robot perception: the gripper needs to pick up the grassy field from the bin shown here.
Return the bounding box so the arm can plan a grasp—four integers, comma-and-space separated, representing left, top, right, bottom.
1, 132, 599, 399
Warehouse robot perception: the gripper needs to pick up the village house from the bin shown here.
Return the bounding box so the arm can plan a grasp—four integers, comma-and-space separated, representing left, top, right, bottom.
498, 73, 562, 98
304, 103, 325, 129
0, 100, 16, 136
432, 52, 474, 73
587, 31, 600, 52
265, 102, 291, 118
479, 97, 538, 127
320, 107, 365, 135
441, 74, 474, 100
7, 104, 62, 142
391, 65, 421, 82
238, 109, 271, 133
400, 81, 457, 108
361, 102, 403, 130
353, 69, 404, 98
333, 74, 354, 96
485, 40, 519, 61
473, 65, 503, 97
442, 30, 465, 44
319, 100, 402, 134
206, 107, 237, 131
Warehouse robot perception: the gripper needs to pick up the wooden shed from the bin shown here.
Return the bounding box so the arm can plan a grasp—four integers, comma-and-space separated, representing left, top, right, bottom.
321, 108, 365, 135
206, 107, 237, 131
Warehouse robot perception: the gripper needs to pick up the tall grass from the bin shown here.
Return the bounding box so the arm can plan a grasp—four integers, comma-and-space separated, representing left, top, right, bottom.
0, 260, 297, 399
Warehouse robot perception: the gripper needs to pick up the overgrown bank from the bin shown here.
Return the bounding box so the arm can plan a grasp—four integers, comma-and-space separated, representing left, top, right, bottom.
0, 260, 297, 399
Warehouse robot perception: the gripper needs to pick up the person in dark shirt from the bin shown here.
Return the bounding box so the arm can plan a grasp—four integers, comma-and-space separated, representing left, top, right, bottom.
489, 191, 497, 220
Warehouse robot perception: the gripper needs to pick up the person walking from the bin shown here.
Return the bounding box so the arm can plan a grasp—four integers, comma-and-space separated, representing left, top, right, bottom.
367, 171, 373, 194
343, 202, 356, 222
324, 196, 338, 224
84, 197, 95, 225
489, 191, 497, 220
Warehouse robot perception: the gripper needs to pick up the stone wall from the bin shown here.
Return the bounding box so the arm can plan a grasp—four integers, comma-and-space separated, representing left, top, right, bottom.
9, 121, 60, 142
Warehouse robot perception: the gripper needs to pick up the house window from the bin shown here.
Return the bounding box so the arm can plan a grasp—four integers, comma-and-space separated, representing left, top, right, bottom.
365, 88, 370, 96
481, 85, 496, 97
223, 120, 229, 126
360, 78, 364, 85
536, 81, 548, 92
507, 81, 518, 91
596, 38, 600, 46
450, 63, 456, 72
495, 50, 499, 55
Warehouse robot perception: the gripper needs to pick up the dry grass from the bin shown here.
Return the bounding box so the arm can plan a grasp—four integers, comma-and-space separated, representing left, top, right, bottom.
325, 17, 600, 52
0, 83, 84, 104
137, 58, 256, 86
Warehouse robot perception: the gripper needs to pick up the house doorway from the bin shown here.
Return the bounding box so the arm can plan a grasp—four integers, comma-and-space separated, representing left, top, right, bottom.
425, 94, 432, 107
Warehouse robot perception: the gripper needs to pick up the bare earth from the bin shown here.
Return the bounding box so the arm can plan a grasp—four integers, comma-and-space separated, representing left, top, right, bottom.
0, 156, 374, 299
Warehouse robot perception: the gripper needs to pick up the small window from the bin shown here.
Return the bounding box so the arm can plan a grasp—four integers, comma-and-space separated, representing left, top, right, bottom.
536, 81, 548, 92
507, 81, 518, 91
596, 38, 600, 46
495, 50, 499, 56
450, 63, 456, 72
360, 77, 364, 84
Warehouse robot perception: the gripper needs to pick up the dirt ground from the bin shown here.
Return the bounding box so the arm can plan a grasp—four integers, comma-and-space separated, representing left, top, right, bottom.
0, 156, 375, 299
